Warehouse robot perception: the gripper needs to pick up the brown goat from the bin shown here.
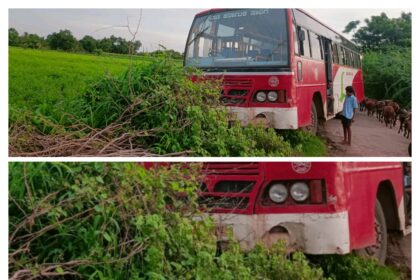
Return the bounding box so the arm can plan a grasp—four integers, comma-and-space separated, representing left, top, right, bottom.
404, 113, 412, 139
376, 101, 386, 122
397, 109, 409, 134
365, 99, 377, 116
388, 101, 400, 114
383, 105, 395, 128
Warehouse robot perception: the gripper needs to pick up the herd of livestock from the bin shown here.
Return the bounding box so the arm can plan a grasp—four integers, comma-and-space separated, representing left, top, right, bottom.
359, 98, 411, 139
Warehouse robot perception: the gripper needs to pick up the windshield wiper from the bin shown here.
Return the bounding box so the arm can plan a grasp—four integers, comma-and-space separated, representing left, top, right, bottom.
186, 26, 210, 47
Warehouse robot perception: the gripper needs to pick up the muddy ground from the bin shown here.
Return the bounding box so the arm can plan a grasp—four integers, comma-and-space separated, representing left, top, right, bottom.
388, 232, 411, 279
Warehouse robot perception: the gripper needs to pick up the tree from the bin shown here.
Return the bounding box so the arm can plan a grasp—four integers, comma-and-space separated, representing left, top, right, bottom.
47, 29, 78, 51
150, 49, 183, 59
9, 28, 20, 46
98, 37, 113, 53
345, 12, 412, 107
20, 32, 45, 49
362, 47, 411, 107
351, 12, 411, 51
128, 40, 142, 54
343, 20, 360, 34
97, 36, 141, 54
80, 35, 97, 53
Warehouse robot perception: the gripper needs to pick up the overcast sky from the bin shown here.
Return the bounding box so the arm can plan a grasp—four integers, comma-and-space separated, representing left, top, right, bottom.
9, 8, 409, 52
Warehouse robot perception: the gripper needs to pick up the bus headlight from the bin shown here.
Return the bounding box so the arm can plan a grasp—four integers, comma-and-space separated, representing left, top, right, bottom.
255, 91, 267, 102
267, 91, 278, 102
290, 182, 309, 201
269, 183, 288, 203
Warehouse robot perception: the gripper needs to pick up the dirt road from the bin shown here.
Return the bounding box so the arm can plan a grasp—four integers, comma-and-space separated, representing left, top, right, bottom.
320, 111, 411, 157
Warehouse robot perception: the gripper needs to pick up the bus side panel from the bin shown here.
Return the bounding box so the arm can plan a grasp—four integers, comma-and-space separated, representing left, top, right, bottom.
352, 70, 365, 102
342, 163, 404, 250
295, 57, 327, 127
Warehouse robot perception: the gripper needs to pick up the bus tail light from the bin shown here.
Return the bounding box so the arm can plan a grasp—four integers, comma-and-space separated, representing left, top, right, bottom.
278, 90, 287, 103
309, 180, 324, 204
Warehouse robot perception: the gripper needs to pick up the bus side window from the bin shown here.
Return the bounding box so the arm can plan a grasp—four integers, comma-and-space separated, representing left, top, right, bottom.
332, 43, 339, 64
348, 50, 352, 67
293, 24, 299, 55
309, 31, 322, 60
298, 27, 311, 57
345, 49, 351, 67
355, 52, 360, 68
340, 46, 346, 65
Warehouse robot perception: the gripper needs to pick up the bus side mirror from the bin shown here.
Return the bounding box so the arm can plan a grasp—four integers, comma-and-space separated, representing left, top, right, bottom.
298, 30, 306, 41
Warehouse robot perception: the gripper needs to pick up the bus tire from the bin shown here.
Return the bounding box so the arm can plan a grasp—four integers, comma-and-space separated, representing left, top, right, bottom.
356, 199, 388, 264
304, 101, 318, 135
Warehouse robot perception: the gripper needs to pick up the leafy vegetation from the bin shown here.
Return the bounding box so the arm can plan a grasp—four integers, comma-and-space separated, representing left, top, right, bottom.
362, 47, 411, 108
9, 162, 402, 279
9, 162, 324, 280
311, 254, 401, 280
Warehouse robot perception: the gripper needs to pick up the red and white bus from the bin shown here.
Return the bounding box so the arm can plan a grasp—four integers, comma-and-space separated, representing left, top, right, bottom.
199, 162, 410, 263
184, 9, 365, 133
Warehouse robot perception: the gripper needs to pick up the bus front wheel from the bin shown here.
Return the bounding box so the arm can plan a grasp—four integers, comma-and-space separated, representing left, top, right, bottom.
356, 199, 388, 264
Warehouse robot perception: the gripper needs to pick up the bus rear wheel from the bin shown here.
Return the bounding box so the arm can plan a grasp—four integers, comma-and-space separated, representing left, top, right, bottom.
356, 200, 388, 264
304, 101, 318, 135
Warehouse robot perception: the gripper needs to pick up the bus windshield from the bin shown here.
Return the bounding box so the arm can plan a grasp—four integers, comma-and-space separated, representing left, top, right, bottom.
185, 9, 289, 70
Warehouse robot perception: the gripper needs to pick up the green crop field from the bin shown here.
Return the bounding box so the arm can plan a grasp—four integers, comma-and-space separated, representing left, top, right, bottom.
9, 47, 156, 117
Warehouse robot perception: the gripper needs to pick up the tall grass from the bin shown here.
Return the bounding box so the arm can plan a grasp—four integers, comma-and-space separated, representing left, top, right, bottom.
9, 47, 147, 122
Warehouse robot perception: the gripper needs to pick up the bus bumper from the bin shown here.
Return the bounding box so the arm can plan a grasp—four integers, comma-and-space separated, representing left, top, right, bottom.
228, 106, 298, 129
211, 212, 350, 255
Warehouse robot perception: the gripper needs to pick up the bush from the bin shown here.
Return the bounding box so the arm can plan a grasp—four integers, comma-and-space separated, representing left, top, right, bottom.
310, 254, 401, 280
75, 55, 295, 156
93, 48, 103, 55
9, 50, 325, 157
9, 162, 325, 280
281, 130, 327, 156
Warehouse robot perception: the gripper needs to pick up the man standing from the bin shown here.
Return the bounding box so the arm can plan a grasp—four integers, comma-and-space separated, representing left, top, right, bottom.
341, 86, 358, 145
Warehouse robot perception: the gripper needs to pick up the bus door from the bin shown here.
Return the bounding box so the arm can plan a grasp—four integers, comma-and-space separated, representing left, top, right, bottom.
322, 38, 334, 116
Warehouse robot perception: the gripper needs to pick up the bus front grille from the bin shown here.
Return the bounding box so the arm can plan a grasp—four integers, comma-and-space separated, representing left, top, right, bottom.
198, 195, 249, 210
203, 162, 260, 175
